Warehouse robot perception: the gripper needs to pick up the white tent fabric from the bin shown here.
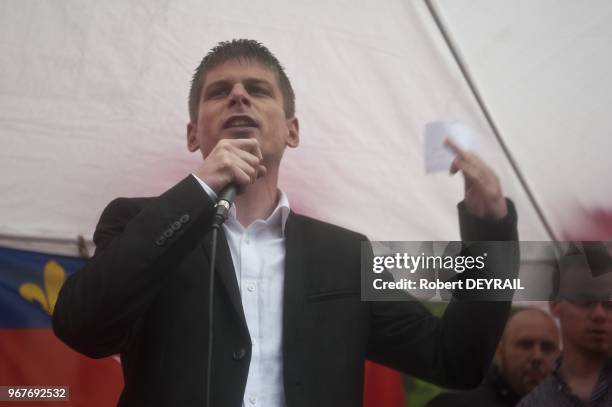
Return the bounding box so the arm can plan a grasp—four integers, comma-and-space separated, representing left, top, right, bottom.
1, 1, 609, 256
436, 0, 612, 239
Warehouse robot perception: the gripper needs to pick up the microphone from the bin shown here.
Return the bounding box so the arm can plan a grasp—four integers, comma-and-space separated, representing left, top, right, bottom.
212, 184, 237, 229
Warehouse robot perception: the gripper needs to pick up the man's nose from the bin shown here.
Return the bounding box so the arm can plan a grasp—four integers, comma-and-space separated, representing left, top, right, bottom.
228, 84, 251, 108
531, 346, 544, 362
591, 302, 608, 321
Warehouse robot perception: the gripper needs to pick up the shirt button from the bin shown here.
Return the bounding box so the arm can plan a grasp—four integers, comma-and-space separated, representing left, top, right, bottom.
251, 338, 256, 345
245, 237, 251, 244
247, 284, 256, 292
249, 396, 256, 404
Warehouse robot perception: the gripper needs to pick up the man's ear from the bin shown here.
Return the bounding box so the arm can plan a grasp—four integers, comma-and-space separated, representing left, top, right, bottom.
494, 338, 504, 366
186, 122, 199, 152
285, 117, 299, 148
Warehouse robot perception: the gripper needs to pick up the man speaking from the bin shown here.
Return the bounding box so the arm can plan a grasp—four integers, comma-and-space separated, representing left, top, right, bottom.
53, 39, 518, 406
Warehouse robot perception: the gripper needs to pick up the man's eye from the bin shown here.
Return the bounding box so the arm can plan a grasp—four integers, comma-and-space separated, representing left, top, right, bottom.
208, 88, 229, 98
250, 86, 269, 96
516, 340, 533, 350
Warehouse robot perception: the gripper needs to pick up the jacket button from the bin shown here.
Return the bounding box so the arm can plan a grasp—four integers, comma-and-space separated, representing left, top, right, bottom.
155, 237, 166, 246
171, 221, 182, 231
179, 214, 190, 224
233, 348, 246, 360
163, 229, 174, 238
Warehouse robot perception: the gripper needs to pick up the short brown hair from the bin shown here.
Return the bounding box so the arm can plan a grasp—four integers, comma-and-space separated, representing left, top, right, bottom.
188, 39, 296, 122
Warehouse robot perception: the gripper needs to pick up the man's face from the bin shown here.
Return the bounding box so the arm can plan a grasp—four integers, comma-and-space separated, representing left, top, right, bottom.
553, 262, 612, 356
186, 59, 299, 169
551, 300, 612, 356
496, 311, 560, 396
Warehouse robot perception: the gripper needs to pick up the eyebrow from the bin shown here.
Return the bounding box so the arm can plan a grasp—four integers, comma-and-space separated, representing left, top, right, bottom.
245, 78, 274, 88
204, 78, 275, 92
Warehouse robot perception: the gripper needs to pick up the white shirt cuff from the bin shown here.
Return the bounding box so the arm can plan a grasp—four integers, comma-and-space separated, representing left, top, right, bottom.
190, 173, 218, 200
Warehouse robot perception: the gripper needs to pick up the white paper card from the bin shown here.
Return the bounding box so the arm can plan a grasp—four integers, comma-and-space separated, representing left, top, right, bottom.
424, 120, 480, 173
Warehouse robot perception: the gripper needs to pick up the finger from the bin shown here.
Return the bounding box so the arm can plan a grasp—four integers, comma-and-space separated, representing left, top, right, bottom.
216, 149, 261, 185
444, 138, 467, 159
225, 138, 263, 161
450, 152, 490, 181
232, 163, 257, 186
216, 151, 257, 183
251, 143, 263, 162
219, 137, 258, 149
256, 164, 267, 179
233, 148, 262, 169
449, 158, 460, 175
455, 159, 484, 184
234, 150, 264, 184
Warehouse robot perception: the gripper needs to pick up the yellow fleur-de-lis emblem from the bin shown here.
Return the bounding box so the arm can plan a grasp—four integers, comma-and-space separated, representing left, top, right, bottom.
19, 260, 66, 315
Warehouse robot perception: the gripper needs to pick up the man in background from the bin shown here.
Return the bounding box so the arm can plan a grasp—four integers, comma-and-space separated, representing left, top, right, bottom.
428, 308, 560, 406
518, 244, 612, 406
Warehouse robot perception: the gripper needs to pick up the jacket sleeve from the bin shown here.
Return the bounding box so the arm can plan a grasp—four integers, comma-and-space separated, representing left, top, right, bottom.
52, 175, 216, 358
367, 199, 519, 389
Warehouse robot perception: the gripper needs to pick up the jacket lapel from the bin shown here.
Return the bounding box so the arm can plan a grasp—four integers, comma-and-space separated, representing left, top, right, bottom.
283, 212, 308, 390
201, 227, 248, 330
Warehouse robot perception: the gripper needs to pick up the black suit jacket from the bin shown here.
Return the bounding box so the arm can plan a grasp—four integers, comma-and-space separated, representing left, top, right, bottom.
427, 367, 520, 407
53, 175, 518, 406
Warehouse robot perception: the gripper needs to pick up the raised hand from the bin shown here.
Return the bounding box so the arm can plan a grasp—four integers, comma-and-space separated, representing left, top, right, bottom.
446, 138, 507, 220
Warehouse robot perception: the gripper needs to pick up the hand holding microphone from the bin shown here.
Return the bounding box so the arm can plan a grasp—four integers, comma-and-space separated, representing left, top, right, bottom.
195, 138, 267, 191
194, 138, 266, 227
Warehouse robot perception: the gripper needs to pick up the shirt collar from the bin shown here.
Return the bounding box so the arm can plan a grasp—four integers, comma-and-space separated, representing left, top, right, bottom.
227, 189, 291, 236
552, 355, 612, 392
276, 189, 291, 235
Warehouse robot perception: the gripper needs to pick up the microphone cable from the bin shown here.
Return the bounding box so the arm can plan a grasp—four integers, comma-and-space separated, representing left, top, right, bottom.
206, 185, 236, 407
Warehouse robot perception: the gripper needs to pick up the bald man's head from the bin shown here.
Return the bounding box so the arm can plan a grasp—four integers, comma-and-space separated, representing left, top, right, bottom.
496, 308, 560, 396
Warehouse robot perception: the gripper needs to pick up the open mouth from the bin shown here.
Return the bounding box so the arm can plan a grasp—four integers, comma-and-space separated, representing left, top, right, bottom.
223, 115, 258, 129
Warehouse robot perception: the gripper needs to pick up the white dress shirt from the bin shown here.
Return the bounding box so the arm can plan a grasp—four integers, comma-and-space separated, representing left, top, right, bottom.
192, 174, 289, 407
